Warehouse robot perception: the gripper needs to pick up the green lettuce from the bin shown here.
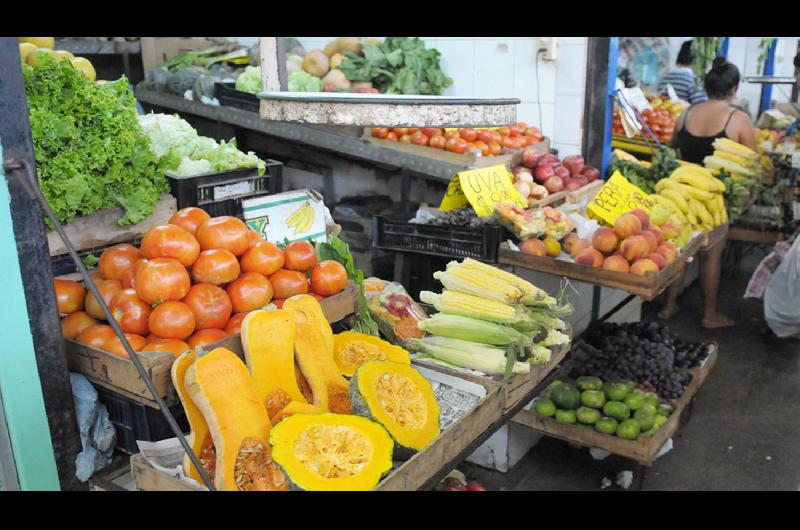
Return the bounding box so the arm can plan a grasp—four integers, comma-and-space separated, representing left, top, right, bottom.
288, 70, 323, 92
235, 66, 263, 94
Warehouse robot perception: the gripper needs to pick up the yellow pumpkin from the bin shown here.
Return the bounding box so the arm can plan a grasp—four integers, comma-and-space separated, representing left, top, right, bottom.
333, 331, 411, 377
271, 401, 324, 424
171, 351, 215, 483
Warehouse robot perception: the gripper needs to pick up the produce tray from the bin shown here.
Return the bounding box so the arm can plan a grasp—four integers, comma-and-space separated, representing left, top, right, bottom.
498, 234, 704, 301
373, 215, 507, 262
214, 81, 259, 113
411, 325, 571, 411
512, 343, 718, 466
166, 161, 283, 219
700, 223, 729, 250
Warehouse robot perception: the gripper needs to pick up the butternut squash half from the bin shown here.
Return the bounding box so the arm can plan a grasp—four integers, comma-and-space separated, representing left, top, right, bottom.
171, 351, 215, 484
269, 412, 394, 491
333, 331, 411, 377
283, 295, 351, 414
271, 401, 324, 424
241, 310, 308, 420
185, 347, 288, 491
350, 360, 441, 459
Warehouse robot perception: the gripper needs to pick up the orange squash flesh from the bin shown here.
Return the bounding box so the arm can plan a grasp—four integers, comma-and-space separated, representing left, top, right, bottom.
271, 401, 324, 424
171, 351, 215, 483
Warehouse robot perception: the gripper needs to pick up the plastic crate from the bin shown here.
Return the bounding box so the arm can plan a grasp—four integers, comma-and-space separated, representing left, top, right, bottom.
166, 161, 283, 218
373, 215, 506, 262
96, 385, 188, 455
214, 81, 259, 113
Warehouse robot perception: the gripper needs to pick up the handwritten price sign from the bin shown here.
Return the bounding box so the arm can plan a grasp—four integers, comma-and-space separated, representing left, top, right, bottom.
439, 164, 526, 217
586, 171, 654, 226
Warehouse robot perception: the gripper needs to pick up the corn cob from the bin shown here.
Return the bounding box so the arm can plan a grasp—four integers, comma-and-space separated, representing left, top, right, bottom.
419, 290, 518, 324
417, 313, 529, 347
713, 149, 754, 169
713, 137, 758, 160
404, 337, 530, 375
456, 258, 550, 306
657, 179, 715, 202
703, 155, 756, 178
659, 188, 690, 213
432, 268, 523, 305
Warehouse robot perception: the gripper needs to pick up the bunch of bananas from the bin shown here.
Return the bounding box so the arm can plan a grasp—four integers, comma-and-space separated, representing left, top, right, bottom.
286, 201, 316, 235
703, 138, 759, 179
653, 164, 728, 233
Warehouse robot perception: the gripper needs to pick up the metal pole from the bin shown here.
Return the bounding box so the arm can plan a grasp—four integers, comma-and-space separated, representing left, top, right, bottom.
601, 37, 620, 177
759, 39, 778, 117
717, 37, 729, 59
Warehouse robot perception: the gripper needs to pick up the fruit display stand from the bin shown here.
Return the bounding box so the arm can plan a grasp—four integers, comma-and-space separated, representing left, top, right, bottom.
512, 343, 718, 468
497, 234, 705, 302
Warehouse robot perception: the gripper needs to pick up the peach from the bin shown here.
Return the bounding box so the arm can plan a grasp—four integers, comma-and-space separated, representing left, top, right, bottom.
630, 258, 659, 277
648, 225, 664, 245
592, 228, 619, 254
543, 238, 561, 257
602, 254, 630, 273
620, 235, 650, 263
614, 213, 642, 239
655, 244, 677, 265
647, 253, 667, 270
640, 230, 658, 254
575, 247, 604, 268
661, 240, 677, 252
660, 220, 681, 241
561, 232, 580, 255
520, 238, 547, 257
569, 239, 592, 258
629, 209, 650, 230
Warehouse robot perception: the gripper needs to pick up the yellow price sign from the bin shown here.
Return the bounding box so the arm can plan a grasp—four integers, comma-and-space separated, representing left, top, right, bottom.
440, 164, 526, 217
586, 170, 654, 226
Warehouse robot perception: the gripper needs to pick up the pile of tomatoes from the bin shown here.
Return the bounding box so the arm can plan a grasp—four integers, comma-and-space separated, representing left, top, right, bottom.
371, 123, 544, 156
54, 207, 349, 360
612, 108, 675, 143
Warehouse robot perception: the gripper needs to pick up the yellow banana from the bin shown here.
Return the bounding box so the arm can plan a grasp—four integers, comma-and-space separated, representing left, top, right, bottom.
291, 205, 309, 235
715, 193, 725, 213
689, 198, 714, 227
286, 202, 307, 227
670, 165, 726, 192
297, 205, 315, 234
704, 197, 718, 215
712, 208, 722, 227
720, 207, 729, 225
659, 179, 715, 202
660, 188, 690, 213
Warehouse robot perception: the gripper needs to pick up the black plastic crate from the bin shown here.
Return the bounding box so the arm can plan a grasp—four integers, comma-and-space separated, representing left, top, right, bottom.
373, 215, 506, 262
96, 386, 188, 455
214, 81, 260, 113
166, 161, 283, 219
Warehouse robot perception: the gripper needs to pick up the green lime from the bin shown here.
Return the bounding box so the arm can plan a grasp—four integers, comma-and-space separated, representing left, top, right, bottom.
633, 408, 655, 431
602, 400, 630, 421
576, 406, 601, 425
595, 416, 618, 435
535, 398, 557, 417
581, 390, 606, 409
604, 381, 629, 401
555, 409, 577, 424
616, 419, 641, 440
624, 392, 645, 411
576, 376, 603, 391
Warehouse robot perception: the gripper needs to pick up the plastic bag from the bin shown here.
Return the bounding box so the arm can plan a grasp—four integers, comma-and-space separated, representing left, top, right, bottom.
70, 373, 116, 482
365, 282, 427, 343
764, 237, 800, 338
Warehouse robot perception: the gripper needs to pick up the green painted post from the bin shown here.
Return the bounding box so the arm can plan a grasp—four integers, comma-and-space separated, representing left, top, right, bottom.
0, 141, 61, 490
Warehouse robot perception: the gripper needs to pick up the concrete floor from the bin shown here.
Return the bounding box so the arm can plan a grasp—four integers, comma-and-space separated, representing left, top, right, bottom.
462, 246, 800, 491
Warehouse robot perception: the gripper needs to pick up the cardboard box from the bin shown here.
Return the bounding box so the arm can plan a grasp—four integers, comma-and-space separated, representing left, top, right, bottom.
140, 37, 217, 76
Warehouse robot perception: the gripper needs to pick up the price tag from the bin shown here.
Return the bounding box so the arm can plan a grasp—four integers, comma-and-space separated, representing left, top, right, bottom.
622, 87, 653, 113
439, 164, 526, 217
666, 83, 680, 103
586, 171, 654, 226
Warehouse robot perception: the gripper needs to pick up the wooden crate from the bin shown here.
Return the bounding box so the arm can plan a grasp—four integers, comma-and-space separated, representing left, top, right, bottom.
498, 234, 704, 301
701, 223, 729, 250
130, 453, 202, 491
528, 179, 603, 210
65, 340, 177, 409
512, 344, 718, 466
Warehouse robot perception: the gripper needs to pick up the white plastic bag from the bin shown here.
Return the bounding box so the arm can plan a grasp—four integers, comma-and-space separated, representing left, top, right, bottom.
69, 373, 116, 482
764, 237, 800, 338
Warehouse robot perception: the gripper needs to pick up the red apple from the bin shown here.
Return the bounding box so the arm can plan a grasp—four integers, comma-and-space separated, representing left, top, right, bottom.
521, 150, 541, 169
534, 165, 555, 183
544, 176, 564, 194
553, 166, 570, 179
562, 155, 586, 177
581, 166, 600, 182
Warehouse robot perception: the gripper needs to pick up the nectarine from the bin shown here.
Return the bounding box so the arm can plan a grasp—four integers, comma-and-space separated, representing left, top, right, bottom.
561, 233, 580, 255
640, 230, 658, 254
655, 244, 677, 264
630, 258, 659, 276
614, 213, 642, 240
592, 228, 619, 254
602, 254, 630, 273
620, 235, 650, 262
630, 209, 650, 230
648, 225, 664, 245
570, 239, 592, 258
520, 238, 547, 257
647, 253, 667, 270
575, 247, 604, 268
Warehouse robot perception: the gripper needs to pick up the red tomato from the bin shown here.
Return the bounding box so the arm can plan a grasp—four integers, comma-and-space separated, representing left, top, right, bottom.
398, 134, 412, 144
224, 312, 248, 335
191, 249, 241, 285
516, 122, 529, 130
110, 289, 152, 336
372, 127, 389, 139
121, 259, 148, 289
61, 311, 98, 340
182, 283, 233, 330
226, 273, 273, 313
284, 241, 317, 272
102, 333, 147, 359
85, 279, 123, 320
98, 244, 142, 281
497, 126, 511, 137
385, 132, 398, 142
90, 270, 105, 283
421, 128, 443, 137
54, 278, 86, 314
410, 131, 429, 146
135, 258, 191, 305
392, 127, 409, 136
509, 124, 525, 137
429, 135, 447, 149
271, 298, 286, 309
310, 260, 348, 297
77, 324, 116, 348
473, 140, 490, 157
444, 130, 460, 141
407, 128, 420, 135
140, 224, 200, 267
525, 127, 541, 137
269, 269, 309, 299
187, 329, 228, 349
246, 230, 263, 248
501, 136, 516, 149
169, 207, 211, 237
196, 216, 250, 257
477, 130, 495, 144
148, 301, 195, 340
142, 339, 191, 358
459, 128, 477, 142
241, 241, 285, 276
488, 141, 503, 156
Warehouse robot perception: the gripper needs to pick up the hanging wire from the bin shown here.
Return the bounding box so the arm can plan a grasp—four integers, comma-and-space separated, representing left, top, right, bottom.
5, 157, 216, 491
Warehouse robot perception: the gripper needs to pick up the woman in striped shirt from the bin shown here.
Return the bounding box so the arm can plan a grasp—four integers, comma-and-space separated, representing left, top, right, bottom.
658, 40, 708, 104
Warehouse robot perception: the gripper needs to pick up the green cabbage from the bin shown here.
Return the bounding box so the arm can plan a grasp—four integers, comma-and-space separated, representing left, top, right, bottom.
235, 66, 262, 94
288, 70, 323, 92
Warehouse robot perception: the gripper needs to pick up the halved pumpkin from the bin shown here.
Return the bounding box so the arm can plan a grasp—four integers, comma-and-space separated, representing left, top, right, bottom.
171, 351, 215, 483
269, 413, 393, 491
283, 295, 351, 414
241, 310, 308, 420
185, 347, 287, 491
333, 331, 411, 377
350, 360, 441, 459
271, 401, 324, 424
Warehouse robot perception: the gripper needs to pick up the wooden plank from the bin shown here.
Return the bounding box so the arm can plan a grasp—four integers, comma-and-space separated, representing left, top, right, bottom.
498, 235, 704, 302
700, 223, 729, 250
512, 344, 719, 466
727, 227, 785, 245
47, 194, 176, 257
566, 180, 604, 204
64, 339, 176, 409
130, 453, 202, 492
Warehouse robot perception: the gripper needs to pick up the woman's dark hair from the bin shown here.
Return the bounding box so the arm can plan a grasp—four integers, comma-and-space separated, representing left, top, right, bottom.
677, 40, 694, 65
794, 53, 800, 69
704, 57, 740, 99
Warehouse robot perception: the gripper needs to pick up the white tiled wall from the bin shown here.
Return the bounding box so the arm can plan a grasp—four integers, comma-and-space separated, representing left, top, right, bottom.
230, 37, 590, 156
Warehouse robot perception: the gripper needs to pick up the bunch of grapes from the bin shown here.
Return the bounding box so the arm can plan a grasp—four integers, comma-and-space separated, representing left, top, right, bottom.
574, 321, 707, 400
430, 208, 496, 228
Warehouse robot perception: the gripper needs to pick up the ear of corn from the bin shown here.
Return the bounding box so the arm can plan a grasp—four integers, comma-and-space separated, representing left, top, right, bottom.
456, 258, 550, 306
417, 313, 529, 348
404, 337, 530, 375
713, 137, 758, 160
419, 290, 518, 324
713, 149, 754, 169
432, 268, 523, 305
703, 155, 756, 178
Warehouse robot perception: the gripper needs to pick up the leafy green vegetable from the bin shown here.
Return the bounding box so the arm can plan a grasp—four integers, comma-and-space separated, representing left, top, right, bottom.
82, 254, 99, 268
235, 66, 263, 93
610, 146, 678, 194
24, 55, 167, 225
288, 71, 323, 92
339, 37, 453, 95
163, 47, 248, 73
691, 38, 723, 83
